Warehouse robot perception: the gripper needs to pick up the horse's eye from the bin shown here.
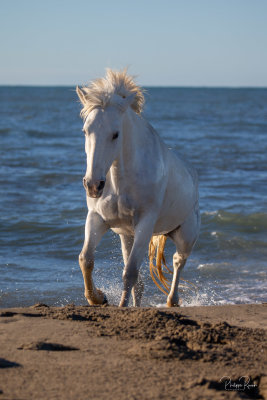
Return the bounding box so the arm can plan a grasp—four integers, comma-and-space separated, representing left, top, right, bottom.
112, 131, 119, 140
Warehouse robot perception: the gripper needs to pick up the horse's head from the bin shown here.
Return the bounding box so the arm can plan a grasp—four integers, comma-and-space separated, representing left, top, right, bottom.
77, 87, 135, 198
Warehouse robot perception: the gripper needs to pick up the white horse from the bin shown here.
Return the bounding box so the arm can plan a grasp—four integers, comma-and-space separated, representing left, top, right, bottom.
76, 69, 200, 307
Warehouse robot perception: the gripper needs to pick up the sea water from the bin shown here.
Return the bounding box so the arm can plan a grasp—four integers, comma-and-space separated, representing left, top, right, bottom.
0, 87, 266, 307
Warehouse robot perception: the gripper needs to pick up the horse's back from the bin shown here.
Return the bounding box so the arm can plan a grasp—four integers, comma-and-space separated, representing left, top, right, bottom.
172, 149, 198, 188
146, 122, 198, 190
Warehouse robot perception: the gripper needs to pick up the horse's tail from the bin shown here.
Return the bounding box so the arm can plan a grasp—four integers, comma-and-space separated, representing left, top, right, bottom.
148, 235, 172, 296
148, 235, 199, 300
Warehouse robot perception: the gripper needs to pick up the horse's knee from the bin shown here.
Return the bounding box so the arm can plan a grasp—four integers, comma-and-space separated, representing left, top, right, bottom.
79, 252, 85, 263
122, 267, 138, 288
173, 253, 187, 270
79, 252, 93, 271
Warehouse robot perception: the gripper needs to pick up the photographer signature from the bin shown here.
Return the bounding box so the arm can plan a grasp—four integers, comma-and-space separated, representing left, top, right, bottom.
220, 376, 257, 391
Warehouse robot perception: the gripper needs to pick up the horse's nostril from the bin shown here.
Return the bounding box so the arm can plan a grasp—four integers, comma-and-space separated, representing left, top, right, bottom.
83, 178, 105, 196
98, 180, 105, 191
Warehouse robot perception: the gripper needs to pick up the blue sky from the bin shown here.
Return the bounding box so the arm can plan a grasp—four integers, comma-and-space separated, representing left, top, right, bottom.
1, 0, 267, 86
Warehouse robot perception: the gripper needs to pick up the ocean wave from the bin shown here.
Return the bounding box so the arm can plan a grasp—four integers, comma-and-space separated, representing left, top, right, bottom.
26, 129, 56, 138
195, 210, 267, 256
0, 127, 11, 135
0, 220, 83, 250
201, 210, 267, 233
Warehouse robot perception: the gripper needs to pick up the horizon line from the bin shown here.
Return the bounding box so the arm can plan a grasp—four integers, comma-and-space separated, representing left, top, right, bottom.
0, 84, 267, 89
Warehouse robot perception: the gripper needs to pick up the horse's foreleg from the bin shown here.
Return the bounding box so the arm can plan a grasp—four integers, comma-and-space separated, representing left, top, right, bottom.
119, 216, 154, 307
120, 234, 144, 307
132, 274, 144, 307
79, 211, 108, 305
167, 207, 200, 307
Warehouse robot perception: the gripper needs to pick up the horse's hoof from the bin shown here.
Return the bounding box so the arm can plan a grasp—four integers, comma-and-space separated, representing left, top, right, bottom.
166, 298, 180, 307
95, 289, 108, 305
102, 294, 108, 305
85, 289, 108, 306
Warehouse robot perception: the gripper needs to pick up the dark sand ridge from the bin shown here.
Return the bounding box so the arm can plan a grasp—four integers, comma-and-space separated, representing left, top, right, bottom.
0, 303, 266, 400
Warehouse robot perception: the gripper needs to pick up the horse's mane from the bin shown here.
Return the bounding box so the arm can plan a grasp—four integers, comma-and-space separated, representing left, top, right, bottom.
78, 68, 145, 120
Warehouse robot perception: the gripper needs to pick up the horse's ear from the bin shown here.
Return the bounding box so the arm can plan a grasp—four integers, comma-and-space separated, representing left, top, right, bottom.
119, 93, 136, 113
76, 86, 87, 105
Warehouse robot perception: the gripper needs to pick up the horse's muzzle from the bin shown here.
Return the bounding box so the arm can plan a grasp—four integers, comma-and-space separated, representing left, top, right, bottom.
83, 177, 105, 198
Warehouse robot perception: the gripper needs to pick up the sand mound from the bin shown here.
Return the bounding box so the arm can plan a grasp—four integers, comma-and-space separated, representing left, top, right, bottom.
0, 304, 266, 399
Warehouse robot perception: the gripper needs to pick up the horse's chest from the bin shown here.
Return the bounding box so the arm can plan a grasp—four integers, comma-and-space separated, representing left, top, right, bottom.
96, 194, 134, 232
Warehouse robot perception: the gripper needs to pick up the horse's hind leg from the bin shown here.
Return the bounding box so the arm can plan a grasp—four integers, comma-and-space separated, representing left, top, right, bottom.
120, 234, 144, 306
167, 207, 200, 307
167, 253, 186, 307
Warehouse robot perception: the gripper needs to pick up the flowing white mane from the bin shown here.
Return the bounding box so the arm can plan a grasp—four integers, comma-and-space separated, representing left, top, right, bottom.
78, 68, 145, 120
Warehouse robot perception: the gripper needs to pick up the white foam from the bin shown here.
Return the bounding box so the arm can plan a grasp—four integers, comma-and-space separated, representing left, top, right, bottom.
203, 210, 218, 215
197, 262, 230, 270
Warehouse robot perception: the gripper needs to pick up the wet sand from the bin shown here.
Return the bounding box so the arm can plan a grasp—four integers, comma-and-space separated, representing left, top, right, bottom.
0, 303, 266, 400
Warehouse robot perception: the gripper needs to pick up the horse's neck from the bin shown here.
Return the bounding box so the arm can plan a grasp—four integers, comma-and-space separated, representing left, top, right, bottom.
109, 109, 150, 189
122, 108, 147, 159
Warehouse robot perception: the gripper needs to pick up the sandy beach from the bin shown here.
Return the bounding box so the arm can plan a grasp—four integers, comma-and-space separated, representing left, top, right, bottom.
0, 303, 266, 400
